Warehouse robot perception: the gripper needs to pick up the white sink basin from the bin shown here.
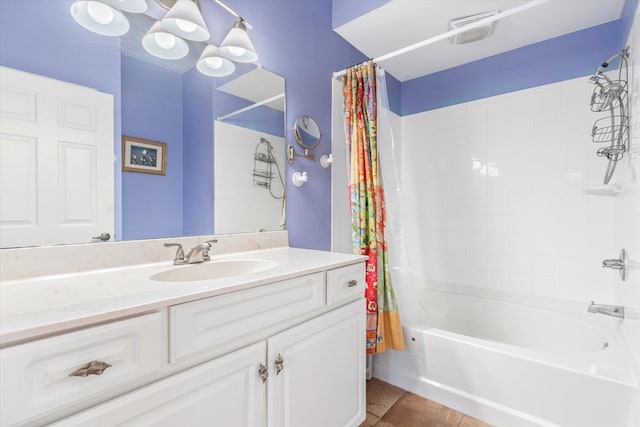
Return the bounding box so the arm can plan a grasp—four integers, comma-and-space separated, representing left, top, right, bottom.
151, 259, 278, 282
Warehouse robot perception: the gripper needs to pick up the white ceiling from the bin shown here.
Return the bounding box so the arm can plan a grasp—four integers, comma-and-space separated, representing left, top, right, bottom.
217, 67, 285, 111
334, 0, 626, 81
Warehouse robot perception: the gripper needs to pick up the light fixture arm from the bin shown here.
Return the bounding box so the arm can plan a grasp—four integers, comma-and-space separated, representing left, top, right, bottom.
213, 0, 253, 29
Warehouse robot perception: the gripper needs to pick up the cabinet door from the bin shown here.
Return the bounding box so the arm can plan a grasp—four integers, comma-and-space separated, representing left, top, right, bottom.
53, 342, 267, 427
267, 299, 365, 427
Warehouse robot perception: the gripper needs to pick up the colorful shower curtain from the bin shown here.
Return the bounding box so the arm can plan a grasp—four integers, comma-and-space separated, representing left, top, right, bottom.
342, 61, 405, 354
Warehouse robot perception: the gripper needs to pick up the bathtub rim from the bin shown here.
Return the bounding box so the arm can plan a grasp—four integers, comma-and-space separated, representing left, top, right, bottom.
404, 279, 640, 385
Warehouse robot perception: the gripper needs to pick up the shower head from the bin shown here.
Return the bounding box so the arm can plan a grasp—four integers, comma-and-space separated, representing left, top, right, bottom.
588, 47, 629, 86
588, 71, 602, 84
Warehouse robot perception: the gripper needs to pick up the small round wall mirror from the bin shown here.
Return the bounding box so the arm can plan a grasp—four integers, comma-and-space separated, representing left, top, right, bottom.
293, 115, 321, 150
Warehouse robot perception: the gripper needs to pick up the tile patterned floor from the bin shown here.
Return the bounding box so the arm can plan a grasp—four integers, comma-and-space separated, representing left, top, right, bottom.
360, 378, 494, 427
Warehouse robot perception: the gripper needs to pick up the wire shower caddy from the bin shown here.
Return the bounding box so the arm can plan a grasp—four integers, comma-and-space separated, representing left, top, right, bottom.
252, 137, 284, 200
588, 46, 630, 185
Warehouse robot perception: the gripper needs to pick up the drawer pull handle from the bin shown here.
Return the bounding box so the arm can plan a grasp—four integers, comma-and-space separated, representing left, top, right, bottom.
258, 364, 269, 383
275, 354, 284, 375
69, 361, 112, 377
347, 280, 358, 287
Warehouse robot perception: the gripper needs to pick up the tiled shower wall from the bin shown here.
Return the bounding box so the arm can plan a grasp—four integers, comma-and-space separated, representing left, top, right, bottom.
214, 122, 285, 234
401, 76, 619, 303
615, 6, 640, 372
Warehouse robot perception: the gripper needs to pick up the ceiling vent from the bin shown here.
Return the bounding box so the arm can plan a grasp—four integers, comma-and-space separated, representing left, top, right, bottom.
449, 10, 499, 45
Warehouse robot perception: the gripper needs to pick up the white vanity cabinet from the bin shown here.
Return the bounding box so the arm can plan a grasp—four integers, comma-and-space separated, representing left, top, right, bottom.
54, 300, 364, 427
0, 312, 163, 427
3, 261, 366, 427
52, 341, 268, 427
267, 299, 365, 427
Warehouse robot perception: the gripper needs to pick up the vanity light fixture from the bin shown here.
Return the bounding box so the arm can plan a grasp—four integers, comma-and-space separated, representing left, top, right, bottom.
219, 18, 258, 63
71, 0, 259, 76
142, 21, 190, 60
161, 0, 210, 42
70, 0, 131, 36
292, 171, 308, 187
197, 45, 236, 77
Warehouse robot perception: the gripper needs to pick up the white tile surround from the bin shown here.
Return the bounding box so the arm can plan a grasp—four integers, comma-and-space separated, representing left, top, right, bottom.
0, 231, 288, 281
615, 6, 640, 373
398, 59, 640, 377
214, 121, 286, 234
401, 76, 622, 304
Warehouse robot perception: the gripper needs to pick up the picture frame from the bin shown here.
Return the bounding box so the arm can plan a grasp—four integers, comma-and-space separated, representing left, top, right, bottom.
122, 136, 167, 175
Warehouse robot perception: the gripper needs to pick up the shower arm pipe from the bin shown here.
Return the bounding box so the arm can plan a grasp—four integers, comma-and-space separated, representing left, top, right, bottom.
216, 93, 284, 121
332, 0, 550, 78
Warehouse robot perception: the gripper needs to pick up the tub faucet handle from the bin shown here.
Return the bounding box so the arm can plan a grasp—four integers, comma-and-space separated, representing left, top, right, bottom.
601, 249, 628, 281
602, 259, 624, 269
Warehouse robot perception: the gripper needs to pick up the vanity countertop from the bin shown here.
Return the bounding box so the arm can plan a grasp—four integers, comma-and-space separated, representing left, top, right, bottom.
0, 247, 365, 346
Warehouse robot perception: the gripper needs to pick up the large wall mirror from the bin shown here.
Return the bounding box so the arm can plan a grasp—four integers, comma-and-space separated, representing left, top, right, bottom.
0, 0, 286, 249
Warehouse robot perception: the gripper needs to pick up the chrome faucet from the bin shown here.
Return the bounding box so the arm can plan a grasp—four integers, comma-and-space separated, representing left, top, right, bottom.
588, 301, 624, 319
164, 240, 218, 265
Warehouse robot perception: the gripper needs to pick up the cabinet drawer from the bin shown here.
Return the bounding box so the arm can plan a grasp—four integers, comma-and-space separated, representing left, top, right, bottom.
326, 263, 365, 306
0, 312, 163, 427
169, 272, 324, 363
51, 341, 267, 427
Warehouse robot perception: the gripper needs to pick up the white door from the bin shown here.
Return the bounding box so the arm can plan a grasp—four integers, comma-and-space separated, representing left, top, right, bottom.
52, 341, 268, 427
267, 300, 366, 427
0, 66, 114, 248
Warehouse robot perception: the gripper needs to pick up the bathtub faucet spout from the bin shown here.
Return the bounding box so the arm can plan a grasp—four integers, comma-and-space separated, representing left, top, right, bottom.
588, 301, 624, 319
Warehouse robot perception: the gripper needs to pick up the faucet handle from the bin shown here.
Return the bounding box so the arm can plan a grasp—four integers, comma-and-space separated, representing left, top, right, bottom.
202, 239, 218, 254
164, 243, 185, 264
200, 240, 218, 261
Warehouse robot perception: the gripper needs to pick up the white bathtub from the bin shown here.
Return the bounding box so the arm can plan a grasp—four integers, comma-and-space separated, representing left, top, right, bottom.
373, 284, 640, 427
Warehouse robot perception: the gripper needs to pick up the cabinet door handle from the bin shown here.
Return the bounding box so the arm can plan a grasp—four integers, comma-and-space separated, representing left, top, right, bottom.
347, 280, 358, 287
275, 354, 284, 375
258, 364, 269, 383
69, 360, 112, 377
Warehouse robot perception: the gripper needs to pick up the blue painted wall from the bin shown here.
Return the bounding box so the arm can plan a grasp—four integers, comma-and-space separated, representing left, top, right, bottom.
0, 0, 124, 239
6, 0, 633, 251
182, 68, 214, 237
332, 0, 391, 28
401, 21, 623, 115
181, 0, 367, 249
223, 106, 285, 137
121, 56, 184, 240
242, 0, 367, 249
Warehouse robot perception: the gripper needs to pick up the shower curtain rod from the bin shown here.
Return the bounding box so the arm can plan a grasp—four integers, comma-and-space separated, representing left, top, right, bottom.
216, 93, 285, 121
332, 0, 549, 78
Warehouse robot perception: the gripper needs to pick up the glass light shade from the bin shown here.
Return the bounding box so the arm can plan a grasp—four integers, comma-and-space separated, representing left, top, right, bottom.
70, 0, 129, 36
219, 19, 258, 63
197, 45, 235, 77
100, 0, 148, 13
142, 21, 189, 60
161, 0, 210, 42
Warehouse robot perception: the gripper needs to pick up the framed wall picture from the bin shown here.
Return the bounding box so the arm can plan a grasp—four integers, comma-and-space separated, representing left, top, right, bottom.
122, 136, 167, 175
